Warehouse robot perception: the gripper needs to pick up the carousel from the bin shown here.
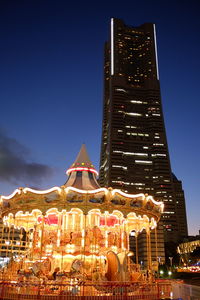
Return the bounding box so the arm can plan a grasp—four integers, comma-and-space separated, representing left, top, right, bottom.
0, 145, 164, 296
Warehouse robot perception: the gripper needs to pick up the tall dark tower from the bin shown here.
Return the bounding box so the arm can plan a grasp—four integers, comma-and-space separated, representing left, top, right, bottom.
99, 18, 188, 263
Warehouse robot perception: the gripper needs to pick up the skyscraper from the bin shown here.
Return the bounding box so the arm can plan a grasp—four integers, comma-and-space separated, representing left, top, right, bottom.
99, 18, 188, 263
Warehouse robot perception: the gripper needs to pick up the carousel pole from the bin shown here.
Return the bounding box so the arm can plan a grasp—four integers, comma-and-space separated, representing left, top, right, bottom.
105, 212, 108, 248
25, 217, 29, 264
61, 211, 65, 272
82, 211, 86, 260
19, 226, 24, 270
5, 224, 11, 261
94, 213, 98, 280
0, 221, 4, 275
58, 211, 63, 294
10, 218, 16, 274
126, 223, 130, 251
123, 218, 126, 251
121, 216, 125, 250
119, 217, 122, 251
57, 212, 62, 270
91, 213, 94, 282
135, 232, 139, 266
0, 222, 4, 280
31, 222, 37, 261
39, 214, 45, 260
0, 221, 4, 252
146, 229, 150, 271
83, 211, 87, 296
38, 214, 45, 297
148, 229, 152, 271
155, 226, 158, 262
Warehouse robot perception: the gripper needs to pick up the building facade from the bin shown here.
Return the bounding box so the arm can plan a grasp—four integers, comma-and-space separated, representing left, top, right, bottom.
99, 18, 188, 263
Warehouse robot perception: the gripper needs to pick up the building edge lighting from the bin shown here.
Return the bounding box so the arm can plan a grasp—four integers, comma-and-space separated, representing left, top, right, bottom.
111, 18, 114, 75
153, 24, 159, 80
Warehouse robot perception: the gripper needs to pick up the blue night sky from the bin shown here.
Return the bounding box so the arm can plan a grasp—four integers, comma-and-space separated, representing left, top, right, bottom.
0, 0, 199, 235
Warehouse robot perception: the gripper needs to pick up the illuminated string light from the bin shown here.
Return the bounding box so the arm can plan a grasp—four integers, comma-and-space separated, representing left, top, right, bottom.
66, 167, 98, 176
111, 190, 145, 199
23, 187, 61, 194
1, 189, 21, 201
65, 186, 107, 195
112, 189, 164, 209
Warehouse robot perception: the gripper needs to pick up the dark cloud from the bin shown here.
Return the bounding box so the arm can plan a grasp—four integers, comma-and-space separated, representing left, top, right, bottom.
0, 129, 54, 185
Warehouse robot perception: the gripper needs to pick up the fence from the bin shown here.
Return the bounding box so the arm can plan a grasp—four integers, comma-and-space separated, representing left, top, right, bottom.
0, 280, 173, 300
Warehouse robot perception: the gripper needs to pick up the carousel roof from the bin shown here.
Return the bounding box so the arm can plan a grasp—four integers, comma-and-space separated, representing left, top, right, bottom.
65, 144, 100, 190
67, 144, 95, 172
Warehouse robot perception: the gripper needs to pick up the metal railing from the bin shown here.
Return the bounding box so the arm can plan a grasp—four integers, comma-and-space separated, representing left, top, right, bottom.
172, 281, 200, 300
0, 280, 174, 299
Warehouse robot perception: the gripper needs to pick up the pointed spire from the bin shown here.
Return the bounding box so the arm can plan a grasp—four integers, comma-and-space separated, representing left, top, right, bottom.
66, 144, 98, 176
65, 144, 100, 190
